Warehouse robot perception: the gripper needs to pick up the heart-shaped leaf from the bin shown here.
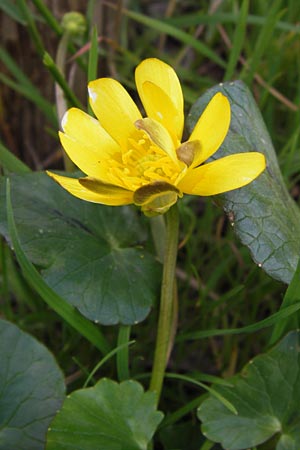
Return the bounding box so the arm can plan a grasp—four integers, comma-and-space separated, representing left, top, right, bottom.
0, 172, 161, 325
46, 378, 164, 450
188, 81, 300, 284
197, 331, 300, 450
0, 319, 65, 450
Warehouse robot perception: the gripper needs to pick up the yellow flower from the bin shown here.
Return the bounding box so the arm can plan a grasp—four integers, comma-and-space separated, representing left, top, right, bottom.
47, 58, 266, 216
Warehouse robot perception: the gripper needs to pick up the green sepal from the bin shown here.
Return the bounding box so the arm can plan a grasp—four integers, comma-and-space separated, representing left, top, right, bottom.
134, 181, 182, 216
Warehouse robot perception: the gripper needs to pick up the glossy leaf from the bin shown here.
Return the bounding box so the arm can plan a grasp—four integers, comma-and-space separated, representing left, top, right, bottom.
198, 331, 300, 450
0, 319, 65, 450
0, 172, 161, 325
6, 179, 110, 355
188, 81, 300, 284
46, 378, 163, 450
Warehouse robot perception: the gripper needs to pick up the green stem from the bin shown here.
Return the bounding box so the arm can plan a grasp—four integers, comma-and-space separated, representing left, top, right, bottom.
149, 205, 179, 402
150, 214, 166, 264
117, 325, 131, 381
43, 51, 82, 110
31, 0, 63, 35
199, 440, 215, 450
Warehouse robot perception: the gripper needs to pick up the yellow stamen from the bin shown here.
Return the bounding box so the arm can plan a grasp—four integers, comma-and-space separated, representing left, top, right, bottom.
101, 129, 183, 191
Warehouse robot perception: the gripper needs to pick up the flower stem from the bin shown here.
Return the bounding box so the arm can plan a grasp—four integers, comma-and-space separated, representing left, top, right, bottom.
117, 325, 131, 381
150, 214, 166, 264
150, 205, 179, 402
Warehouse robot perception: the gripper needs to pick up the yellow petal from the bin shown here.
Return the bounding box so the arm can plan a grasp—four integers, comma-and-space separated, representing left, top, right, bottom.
47, 171, 134, 205
59, 110, 121, 179
135, 58, 184, 141
88, 78, 142, 148
59, 133, 118, 183
178, 153, 266, 196
189, 93, 231, 168
61, 108, 120, 159
135, 118, 178, 163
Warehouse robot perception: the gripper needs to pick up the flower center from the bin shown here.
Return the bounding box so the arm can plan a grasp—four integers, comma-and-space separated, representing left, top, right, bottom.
102, 129, 182, 190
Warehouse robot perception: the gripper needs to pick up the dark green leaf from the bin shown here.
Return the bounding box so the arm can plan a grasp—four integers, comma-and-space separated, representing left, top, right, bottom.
6, 179, 110, 355
198, 331, 300, 450
0, 319, 65, 450
46, 378, 163, 450
187, 81, 300, 284
0, 172, 161, 325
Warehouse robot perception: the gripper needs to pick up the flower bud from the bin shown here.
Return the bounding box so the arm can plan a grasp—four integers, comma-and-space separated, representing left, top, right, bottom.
61, 12, 86, 37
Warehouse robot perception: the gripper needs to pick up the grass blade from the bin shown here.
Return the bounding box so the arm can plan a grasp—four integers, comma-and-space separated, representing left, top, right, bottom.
241, 0, 284, 84
84, 338, 135, 388
165, 373, 237, 415
269, 256, 300, 345
0, 46, 39, 89
224, 0, 249, 81
16, 0, 45, 56
0, 47, 57, 125
0, 141, 31, 174
88, 26, 99, 83
122, 8, 226, 69
0, 0, 26, 25
177, 302, 300, 341
166, 12, 300, 34
31, 0, 62, 35
43, 52, 83, 109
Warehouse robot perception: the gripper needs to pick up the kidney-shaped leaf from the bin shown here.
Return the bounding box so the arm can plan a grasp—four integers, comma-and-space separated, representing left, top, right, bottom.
0, 319, 65, 450
198, 331, 300, 450
46, 378, 163, 450
188, 81, 300, 284
0, 172, 161, 325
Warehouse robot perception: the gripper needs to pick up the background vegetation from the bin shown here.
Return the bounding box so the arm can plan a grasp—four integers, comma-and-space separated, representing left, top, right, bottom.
1, 1, 300, 448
